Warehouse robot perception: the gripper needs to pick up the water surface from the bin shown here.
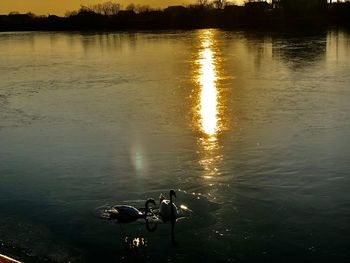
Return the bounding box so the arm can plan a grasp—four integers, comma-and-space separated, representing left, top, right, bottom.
1, 29, 350, 262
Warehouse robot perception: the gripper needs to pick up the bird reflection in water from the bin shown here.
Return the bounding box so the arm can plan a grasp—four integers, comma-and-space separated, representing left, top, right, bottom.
123, 236, 148, 262
124, 236, 146, 249
193, 29, 224, 179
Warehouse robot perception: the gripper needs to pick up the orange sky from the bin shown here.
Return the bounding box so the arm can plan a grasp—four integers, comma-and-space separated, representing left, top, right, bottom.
0, 0, 244, 16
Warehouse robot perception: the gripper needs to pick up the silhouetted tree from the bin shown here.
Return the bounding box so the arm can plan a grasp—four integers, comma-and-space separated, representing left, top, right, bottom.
213, 0, 228, 9
89, 1, 121, 15
65, 10, 78, 17
78, 5, 94, 14
279, 0, 328, 15
126, 3, 136, 12
197, 0, 208, 6
135, 5, 152, 14
196, 0, 211, 8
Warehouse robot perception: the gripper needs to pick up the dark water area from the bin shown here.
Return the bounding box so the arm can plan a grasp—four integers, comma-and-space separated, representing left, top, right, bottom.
1, 29, 350, 262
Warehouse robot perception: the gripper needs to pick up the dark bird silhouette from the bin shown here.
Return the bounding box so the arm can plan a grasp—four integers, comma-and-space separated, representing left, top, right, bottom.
107, 198, 156, 223
159, 190, 178, 222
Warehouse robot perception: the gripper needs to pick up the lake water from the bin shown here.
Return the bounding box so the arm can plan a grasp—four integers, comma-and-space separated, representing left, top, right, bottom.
1, 29, 350, 262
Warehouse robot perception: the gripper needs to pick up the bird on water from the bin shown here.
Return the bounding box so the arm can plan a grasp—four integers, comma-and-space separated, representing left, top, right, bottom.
106, 198, 156, 223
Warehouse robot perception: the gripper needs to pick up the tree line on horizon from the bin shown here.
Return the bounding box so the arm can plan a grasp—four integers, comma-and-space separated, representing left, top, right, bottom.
1, 0, 350, 31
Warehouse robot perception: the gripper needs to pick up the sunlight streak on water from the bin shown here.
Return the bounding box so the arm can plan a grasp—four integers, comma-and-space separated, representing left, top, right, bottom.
194, 30, 224, 179
198, 32, 219, 138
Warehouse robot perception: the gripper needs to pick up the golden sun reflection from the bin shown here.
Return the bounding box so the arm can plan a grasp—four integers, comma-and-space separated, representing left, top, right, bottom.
198, 33, 219, 139
193, 29, 224, 179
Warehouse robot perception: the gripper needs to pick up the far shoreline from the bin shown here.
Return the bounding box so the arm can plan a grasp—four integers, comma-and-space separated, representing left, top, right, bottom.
1, 2, 350, 33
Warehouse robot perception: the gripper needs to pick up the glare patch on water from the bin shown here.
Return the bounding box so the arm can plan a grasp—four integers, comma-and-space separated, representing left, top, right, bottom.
130, 142, 148, 177
193, 29, 224, 179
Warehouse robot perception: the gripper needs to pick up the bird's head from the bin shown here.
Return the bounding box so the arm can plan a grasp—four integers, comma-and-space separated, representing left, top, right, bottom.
159, 193, 166, 203
145, 198, 156, 208
145, 198, 156, 215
